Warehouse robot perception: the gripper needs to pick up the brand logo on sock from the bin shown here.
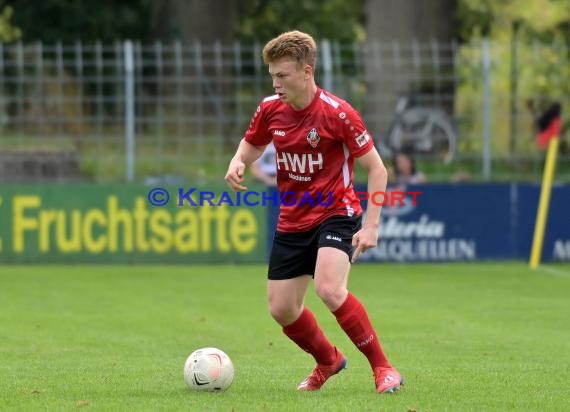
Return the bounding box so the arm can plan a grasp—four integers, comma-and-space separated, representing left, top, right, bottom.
357, 334, 374, 347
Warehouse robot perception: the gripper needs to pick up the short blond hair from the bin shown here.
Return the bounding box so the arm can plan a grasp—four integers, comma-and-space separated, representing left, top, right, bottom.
262, 30, 317, 69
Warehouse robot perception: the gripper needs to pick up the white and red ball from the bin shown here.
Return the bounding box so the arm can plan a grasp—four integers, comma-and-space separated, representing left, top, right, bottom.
183, 347, 234, 392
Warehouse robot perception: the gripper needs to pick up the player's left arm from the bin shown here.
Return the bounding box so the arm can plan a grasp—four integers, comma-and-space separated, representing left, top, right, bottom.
352, 147, 388, 263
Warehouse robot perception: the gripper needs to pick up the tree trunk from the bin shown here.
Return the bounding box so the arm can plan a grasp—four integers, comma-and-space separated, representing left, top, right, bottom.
151, 0, 237, 43
149, 0, 238, 148
363, 0, 457, 150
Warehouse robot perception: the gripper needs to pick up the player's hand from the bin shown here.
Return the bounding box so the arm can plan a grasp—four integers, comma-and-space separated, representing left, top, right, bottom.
225, 159, 248, 192
351, 226, 378, 263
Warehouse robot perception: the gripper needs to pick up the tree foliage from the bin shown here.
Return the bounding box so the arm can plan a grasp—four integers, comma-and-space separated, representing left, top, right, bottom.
5, 0, 568, 47
0, 1, 20, 42
5, 0, 152, 42
6, 0, 366, 43
236, 0, 365, 43
457, 0, 570, 99
456, 0, 570, 156
458, 0, 570, 43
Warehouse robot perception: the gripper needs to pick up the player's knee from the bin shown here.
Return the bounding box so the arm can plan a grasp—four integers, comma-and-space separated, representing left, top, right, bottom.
315, 282, 346, 307
268, 302, 300, 326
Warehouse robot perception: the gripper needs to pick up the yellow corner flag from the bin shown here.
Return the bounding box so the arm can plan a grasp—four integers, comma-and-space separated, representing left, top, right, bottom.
529, 137, 560, 268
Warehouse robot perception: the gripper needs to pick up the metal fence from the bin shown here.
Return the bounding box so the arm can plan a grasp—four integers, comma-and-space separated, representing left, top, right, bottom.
0, 39, 568, 183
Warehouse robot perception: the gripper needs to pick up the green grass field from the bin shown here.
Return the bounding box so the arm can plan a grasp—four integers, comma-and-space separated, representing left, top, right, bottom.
1, 262, 569, 411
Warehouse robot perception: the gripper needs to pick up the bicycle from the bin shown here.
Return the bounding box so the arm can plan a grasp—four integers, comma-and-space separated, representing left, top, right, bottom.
382, 95, 458, 164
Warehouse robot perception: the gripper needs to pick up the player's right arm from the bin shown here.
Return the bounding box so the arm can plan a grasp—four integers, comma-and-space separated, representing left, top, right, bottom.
225, 138, 268, 192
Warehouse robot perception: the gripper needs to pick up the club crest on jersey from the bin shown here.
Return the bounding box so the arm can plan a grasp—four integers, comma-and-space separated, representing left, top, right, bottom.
306, 128, 320, 148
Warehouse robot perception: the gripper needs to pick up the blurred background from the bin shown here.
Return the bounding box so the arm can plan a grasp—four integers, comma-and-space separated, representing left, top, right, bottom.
1, 5, 568, 409
0, 0, 568, 184
0, 0, 568, 264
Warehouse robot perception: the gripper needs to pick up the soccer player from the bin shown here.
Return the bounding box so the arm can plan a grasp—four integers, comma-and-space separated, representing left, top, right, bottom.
224, 30, 403, 394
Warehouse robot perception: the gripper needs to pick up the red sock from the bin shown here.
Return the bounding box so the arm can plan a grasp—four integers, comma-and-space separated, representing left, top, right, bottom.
333, 292, 391, 369
282, 307, 336, 365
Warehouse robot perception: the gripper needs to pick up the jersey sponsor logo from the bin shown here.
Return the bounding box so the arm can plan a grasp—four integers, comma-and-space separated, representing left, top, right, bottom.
288, 173, 311, 182
355, 130, 370, 147
273, 129, 286, 136
306, 128, 320, 148
276, 151, 323, 173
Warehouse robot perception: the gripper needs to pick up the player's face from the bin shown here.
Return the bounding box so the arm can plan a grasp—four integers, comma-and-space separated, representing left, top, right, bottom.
268, 59, 311, 109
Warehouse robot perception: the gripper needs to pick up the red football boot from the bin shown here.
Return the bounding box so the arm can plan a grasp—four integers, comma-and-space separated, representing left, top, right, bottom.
297, 348, 347, 391
374, 367, 404, 394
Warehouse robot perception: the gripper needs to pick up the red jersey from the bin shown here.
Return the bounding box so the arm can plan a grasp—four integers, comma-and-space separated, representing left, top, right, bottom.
244, 87, 374, 232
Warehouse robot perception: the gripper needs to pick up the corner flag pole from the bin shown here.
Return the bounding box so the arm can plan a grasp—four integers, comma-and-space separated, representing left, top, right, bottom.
529, 136, 559, 269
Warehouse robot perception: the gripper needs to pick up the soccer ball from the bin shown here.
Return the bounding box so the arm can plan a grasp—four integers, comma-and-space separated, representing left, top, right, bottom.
183, 347, 234, 392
